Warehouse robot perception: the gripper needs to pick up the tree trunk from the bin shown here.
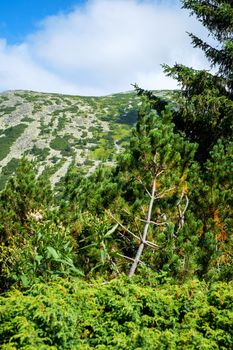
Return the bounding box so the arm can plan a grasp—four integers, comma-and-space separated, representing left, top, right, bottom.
128, 176, 156, 277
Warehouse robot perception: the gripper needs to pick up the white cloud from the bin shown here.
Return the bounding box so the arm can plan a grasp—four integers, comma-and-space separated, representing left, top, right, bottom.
0, 39, 81, 94
0, 0, 210, 95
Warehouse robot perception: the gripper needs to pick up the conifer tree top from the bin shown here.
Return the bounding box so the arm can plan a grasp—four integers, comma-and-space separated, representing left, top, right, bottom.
182, 0, 233, 40
182, 0, 233, 93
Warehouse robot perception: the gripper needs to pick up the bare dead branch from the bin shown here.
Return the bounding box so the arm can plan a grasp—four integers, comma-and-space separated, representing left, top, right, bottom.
116, 253, 143, 263
137, 177, 152, 198
183, 195, 189, 214
106, 210, 141, 242
144, 240, 160, 249
156, 169, 165, 177
177, 190, 184, 207
140, 219, 167, 226
155, 186, 176, 199
177, 192, 189, 231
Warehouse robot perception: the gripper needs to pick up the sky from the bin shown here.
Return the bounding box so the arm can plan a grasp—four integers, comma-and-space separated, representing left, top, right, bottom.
0, 0, 210, 96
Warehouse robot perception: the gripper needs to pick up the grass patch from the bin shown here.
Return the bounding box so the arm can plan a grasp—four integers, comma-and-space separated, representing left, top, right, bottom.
89, 138, 115, 161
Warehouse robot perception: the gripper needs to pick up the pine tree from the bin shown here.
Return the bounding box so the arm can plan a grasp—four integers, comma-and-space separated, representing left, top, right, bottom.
112, 98, 198, 277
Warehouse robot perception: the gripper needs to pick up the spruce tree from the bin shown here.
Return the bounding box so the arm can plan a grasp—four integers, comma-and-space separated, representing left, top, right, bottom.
182, 0, 233, 93
162, 0, 233, 279
163, 0, 233, 162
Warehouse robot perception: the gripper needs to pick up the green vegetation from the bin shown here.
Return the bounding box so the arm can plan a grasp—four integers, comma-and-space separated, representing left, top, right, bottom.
90, 144, 113, 161
27, 145, 50, 161
0, 95, 9, 103
0, 2, 232, 348
17, 92, 42, 102
21, 116, 34, 123
39, 117, 51, 136
50, 136, 70, 151
0, 158, 20, 190
32, 103, 43, 114
0, 124, 27, 161
57, 113, 67, 130
1, 278, 232, 349
50, 136, 75, 157
42, 158, 66, 178
0, 106, 17, 116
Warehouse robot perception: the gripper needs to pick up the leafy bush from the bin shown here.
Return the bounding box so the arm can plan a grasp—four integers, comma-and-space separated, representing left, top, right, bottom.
0, 159, 82, 290
0, 219, 83, 289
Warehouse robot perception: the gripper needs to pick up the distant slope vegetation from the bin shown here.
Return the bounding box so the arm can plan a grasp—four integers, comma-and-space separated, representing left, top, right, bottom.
0, 90, 172, 188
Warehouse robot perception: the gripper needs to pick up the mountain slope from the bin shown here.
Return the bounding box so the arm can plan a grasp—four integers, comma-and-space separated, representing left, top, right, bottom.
0, 89, 172, 188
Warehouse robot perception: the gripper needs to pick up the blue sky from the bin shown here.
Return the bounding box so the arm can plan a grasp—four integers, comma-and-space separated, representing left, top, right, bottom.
0, 0, 209, 95
0, 0, 85, 44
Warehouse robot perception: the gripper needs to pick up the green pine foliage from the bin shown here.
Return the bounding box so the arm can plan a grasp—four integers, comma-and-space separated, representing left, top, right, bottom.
162, 64, 233, 162
182, 0, 233, 91
188, 140, 233, 280
130, 0, 233, 280
0, 277, 232, 349
113, 100, 198, 277
162, 0, 233, 280
163, 0, 233, 162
